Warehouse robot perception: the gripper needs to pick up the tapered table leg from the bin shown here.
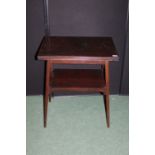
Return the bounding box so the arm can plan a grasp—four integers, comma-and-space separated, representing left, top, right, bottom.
49, 92, 54, 102
49, 94, 51, 102
102, 62, 110, 128
104, 94, 110, 128
44, 61, 52, 127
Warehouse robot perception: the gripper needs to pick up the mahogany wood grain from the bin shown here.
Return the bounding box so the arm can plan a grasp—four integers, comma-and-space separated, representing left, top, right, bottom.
44, 61, 52, 127
50, 69, 105, 93
104, 62, 110, 128
37, 36, 119, 62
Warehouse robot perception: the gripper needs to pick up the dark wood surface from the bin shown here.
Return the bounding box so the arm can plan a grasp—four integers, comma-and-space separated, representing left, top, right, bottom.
50, 69, 105, 92
37, 36, 119, 62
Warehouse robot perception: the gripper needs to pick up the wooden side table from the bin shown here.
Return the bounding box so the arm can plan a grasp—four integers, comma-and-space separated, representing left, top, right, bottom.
37, 36, 119, 128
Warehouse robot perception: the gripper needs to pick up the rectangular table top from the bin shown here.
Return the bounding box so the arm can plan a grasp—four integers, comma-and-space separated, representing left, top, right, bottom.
37, 36, 119, 63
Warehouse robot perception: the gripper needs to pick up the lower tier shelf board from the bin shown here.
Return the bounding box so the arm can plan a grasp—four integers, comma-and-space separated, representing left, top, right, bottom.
50, 69, 105, 92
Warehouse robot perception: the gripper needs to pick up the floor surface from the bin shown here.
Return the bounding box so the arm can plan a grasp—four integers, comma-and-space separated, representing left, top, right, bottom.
27, 95, 129, 155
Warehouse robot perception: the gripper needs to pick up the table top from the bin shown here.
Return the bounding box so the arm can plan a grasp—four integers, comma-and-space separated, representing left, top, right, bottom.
37, 36, 119, 63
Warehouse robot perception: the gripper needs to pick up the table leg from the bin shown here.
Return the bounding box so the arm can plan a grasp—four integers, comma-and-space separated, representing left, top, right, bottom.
49, 92, 54, 102
102, 62, 110, 128
104, 94, 110, 128
44, 61, 51, 127
49, 94, 51, 102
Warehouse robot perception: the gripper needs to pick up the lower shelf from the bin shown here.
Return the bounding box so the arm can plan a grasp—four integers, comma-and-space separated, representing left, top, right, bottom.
50, 69, 105, 92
